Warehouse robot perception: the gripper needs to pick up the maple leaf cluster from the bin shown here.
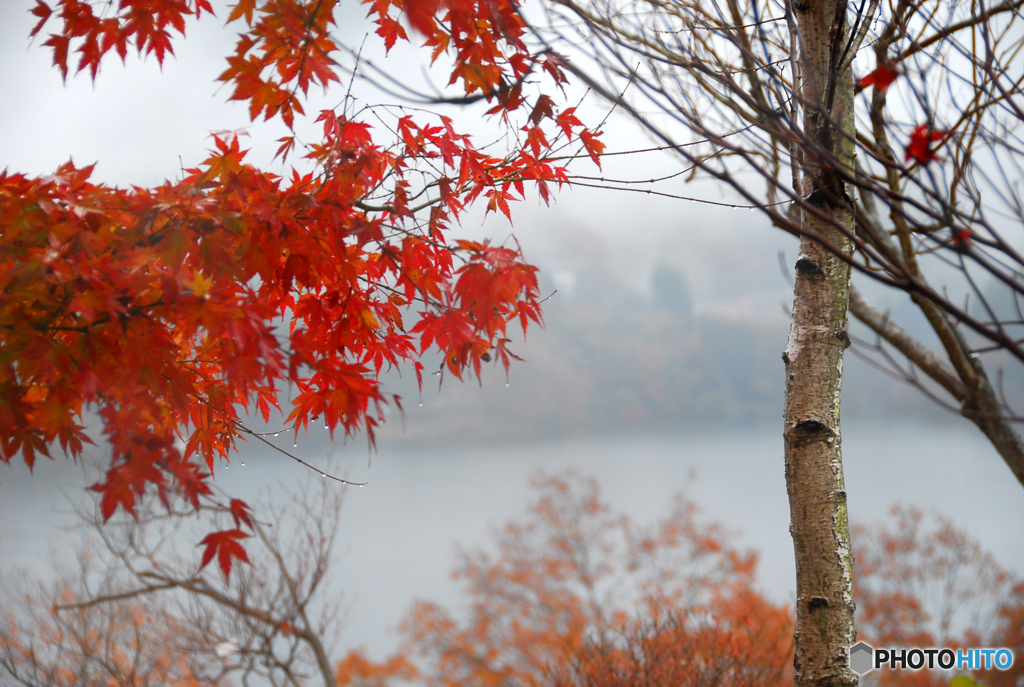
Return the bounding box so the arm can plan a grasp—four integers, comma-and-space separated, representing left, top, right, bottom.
28, 0, 214, 80
4, 0, 606, 578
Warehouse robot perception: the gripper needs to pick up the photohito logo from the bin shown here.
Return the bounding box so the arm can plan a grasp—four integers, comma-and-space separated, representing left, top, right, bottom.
849, 642, 1015, 675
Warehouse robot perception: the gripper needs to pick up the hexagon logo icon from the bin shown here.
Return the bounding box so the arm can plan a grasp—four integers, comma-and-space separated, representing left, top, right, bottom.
850, 642, 874, 674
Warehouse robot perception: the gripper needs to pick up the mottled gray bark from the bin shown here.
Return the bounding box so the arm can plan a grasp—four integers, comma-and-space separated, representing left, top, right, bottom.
782, 0, 859, 685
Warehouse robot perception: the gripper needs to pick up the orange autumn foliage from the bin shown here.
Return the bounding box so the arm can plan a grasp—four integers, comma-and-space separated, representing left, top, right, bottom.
335, 649, 421, 687
5, 0, 603, 577
400, 471, 794, 687
554, 595, 793, 687
976, 582, 1024, 687
854, 506, 1022, 687
0, 586, 219, 686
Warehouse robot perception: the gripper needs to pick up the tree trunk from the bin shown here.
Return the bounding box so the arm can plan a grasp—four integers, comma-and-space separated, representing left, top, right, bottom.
783, 0, 859, 685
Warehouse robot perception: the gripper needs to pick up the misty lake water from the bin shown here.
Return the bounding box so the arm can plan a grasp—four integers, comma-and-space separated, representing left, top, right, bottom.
2, 420, 1022, 661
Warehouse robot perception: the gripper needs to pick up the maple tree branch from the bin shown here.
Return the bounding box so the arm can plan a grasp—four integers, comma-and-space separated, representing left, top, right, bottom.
557, 178, 788, 209
338, 43, 540, 106
0, 298, 166, 333
234, 422, 367, 486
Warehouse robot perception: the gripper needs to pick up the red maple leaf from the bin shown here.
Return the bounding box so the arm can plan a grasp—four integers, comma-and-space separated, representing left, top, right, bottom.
859, 61, 900, 91
905, 124, 946, 164
406, 0, 444, 36
29, 1, 52, 38
199, 529, 251, 578
229, 498, 254, 529
579, 129, 606, 168
529, 95, 556, 125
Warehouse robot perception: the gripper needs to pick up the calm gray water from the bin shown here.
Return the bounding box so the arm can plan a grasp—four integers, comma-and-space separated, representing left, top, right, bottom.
2, 421, 1022, 660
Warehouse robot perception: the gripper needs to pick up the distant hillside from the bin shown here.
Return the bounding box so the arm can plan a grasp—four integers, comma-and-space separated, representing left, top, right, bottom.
376, 262, 952, 447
